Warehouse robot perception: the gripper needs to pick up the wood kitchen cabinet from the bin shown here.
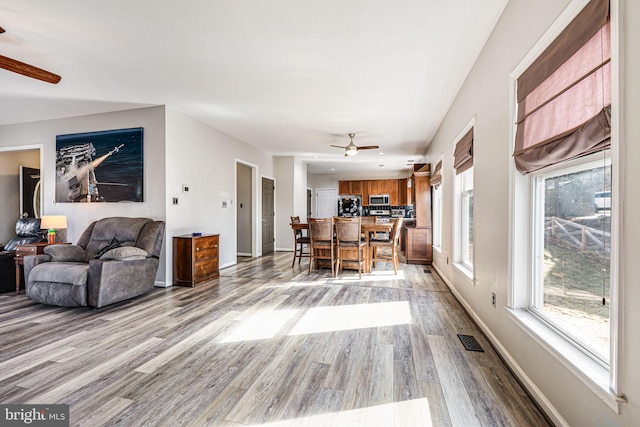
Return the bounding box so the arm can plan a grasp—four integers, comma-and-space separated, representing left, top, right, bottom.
339, 178, 411, 206
350, 180, 364, 196
367, 180, 380, 195
397, 178, 411, 206
173, 234, 220, 287
389, 180, 399, 205
403, 163, 432, 264
380, 180, 392, 195
338, 181, 350, 195
339, 180, 364, 197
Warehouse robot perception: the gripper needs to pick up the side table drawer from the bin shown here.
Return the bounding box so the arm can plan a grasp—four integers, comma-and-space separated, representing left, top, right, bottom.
194, 258, 219, 281
194, 246, 218, 261
16, 245, 40, 257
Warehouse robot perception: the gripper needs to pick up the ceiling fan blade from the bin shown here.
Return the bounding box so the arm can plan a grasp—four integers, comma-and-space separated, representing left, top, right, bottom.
356, 145, 380, 150
0, 27, 5, 34
329, 144, 347, 149
0, 54, 61, 84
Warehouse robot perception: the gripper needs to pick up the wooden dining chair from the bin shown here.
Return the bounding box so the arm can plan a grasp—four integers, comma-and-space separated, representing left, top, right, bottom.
334, 216, 367, 279
369, 217, 404, 274
290, 216, 310, 267
360, 215, 378, 239
308, 217, 335, 275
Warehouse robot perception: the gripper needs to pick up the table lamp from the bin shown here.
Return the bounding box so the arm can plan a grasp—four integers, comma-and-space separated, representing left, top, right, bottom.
40, 215, 67, 244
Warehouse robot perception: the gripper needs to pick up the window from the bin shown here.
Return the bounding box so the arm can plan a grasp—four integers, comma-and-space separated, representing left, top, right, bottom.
510, 0, 618, 402
456, 167, 474, 270
453, 126, 474, 275
531, 153, 611, 362
431, 160, 443, 250
432, 184, 442, 250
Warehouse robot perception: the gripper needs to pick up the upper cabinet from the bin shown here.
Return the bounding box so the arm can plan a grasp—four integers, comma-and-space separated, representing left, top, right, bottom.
338, 181, 350, 195
411, 163, 431, 227
339, 179, 410, 206
397, 178, 409, 206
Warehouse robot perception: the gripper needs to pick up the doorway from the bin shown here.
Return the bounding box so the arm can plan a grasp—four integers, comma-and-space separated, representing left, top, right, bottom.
0, 146, 42, 244
236, 163, 253, 256
316, 188, 338, 218
236, 159, 259, 260
262, 177, 275, 255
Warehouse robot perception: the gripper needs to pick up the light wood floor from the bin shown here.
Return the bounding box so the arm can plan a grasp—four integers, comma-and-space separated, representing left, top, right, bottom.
0, 253, 552, 426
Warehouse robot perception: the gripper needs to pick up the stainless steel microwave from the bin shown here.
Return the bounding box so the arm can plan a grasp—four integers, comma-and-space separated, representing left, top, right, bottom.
369, 194, 390, 206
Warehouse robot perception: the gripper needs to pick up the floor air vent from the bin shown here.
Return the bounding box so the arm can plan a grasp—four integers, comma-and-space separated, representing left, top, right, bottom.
457, 334, 484, 352
423, 269, 432, 274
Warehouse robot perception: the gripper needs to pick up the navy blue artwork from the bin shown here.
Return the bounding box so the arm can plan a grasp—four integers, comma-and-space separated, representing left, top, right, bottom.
55, 127, 144, 203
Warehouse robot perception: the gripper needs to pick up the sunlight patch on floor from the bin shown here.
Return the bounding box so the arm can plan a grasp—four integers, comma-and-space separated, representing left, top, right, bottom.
288, 301, 412, 335
219, 309, 298, 343
332, 270, 406, 283
244, 397, 433, 426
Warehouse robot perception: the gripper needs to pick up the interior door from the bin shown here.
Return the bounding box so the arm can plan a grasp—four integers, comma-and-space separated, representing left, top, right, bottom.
261, 177, 275, 255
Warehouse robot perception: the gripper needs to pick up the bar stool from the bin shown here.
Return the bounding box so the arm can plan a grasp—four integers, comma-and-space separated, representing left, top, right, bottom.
308, 217, 335, 275
334, 216, 366, 279
290, 216, 310, 267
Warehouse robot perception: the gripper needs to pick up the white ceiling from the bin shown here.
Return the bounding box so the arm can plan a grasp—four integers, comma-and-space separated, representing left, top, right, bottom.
0, 0, 508, 177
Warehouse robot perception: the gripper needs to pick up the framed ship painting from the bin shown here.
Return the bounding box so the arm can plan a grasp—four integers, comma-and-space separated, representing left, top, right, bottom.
55, 127, 144, 203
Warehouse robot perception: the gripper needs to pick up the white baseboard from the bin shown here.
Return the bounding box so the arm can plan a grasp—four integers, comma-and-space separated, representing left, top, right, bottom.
220, 261, 236, 269
431, 263, 569, 427
237, 252, 252, 257
154, 280, 169, 288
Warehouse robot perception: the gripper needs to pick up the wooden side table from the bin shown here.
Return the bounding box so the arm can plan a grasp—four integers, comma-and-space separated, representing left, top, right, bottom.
14, 242, 49, 294
173, 234, 220, 287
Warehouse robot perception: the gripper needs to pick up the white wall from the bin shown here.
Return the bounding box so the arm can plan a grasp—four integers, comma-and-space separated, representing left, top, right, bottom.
164, 107, 273, 278
293, 158, 308, 222
274, 157, 295, 251
424, 0, 640, 425
0, 149, 40, 243
307, 173, 339, 194
0, 107, 167, 281
274, 156, 308, 251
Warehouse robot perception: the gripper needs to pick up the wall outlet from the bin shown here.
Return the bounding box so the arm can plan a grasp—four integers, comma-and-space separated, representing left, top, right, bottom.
221, 201, 228, 208
172, 197, 178, 205
492, 292, 496, 307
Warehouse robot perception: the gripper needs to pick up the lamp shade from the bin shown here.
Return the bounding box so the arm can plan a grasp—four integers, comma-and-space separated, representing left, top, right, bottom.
40, 215, 67, 230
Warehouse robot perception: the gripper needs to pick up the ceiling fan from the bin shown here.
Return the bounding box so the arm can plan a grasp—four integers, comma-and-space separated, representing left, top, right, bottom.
0, 26, 61, 84
330, 133, 379, 157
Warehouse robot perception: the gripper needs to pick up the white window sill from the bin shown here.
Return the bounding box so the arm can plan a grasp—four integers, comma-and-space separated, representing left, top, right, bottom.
507, 308, 622, 413
452, 262, 474, 283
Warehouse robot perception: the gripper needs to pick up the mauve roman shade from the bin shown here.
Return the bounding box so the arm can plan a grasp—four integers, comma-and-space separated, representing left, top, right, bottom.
430, 160, 442, 188
453, 128, 473, 175
514, 0, 610, 174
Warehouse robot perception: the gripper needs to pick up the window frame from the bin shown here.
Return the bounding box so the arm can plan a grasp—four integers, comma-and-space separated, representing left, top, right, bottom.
432, 160, 443, 252
454, 165, 474, 278
508, 0, 622, 411
529, 152, 612, 365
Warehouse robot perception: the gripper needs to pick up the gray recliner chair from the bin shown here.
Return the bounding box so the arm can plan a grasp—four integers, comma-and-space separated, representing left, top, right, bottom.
23, 217, 165, 308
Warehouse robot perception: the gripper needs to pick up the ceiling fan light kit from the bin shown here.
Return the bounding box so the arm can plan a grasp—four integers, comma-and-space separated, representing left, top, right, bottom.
331, 132, 379, 156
